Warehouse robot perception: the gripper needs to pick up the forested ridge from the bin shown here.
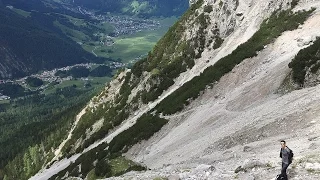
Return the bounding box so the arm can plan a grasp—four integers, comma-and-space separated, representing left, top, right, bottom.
61, 0, 188, 18
0, 7, 105, 79
2, 0, 189, 18
0, 87, 99, 180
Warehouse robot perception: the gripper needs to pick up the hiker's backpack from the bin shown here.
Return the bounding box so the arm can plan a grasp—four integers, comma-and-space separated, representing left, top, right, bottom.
288, 147, 294, 164
279, 147, 294, 164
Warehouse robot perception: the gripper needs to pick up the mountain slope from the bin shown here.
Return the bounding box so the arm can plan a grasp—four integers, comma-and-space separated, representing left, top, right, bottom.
2, 0, 189, 18
0, 7, 102, 79
66, 0, 189, 17
28, 0, 320, 180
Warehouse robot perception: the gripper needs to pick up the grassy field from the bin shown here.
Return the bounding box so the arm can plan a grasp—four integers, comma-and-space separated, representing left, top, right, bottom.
98, 30, 160, 62
53, 20, 90, 42
85, 156, 138, 179
10, 8, 31, 18
0, 100, 10, 105
109, 156, 137, 176
42, 76, 111, 95
61, 14, 87, 27
55, 14, 178, 64
89, 17, 178, 63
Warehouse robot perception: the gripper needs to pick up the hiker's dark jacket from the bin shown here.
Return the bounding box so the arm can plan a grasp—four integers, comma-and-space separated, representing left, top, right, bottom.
280, 147, 290, 164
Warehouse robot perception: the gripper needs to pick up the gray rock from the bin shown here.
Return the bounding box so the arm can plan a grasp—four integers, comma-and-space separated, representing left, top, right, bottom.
238, 173, 256, 180
235, 166, 246, 173
189, 0, 198, 6
236, 12, 243, 16
243, 146, 253, 152
308, 142, 320, 150
242, 160, 266, 169
297, 36, 317, 47
308, 136, 319, 141
194, 164, 215, 172
168, 174, 180, 180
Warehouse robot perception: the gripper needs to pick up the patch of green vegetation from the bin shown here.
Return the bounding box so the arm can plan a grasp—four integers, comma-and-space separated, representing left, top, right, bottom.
62, 72, 133, 155
306, 168, 320, 173
60, 14, 87, 27
123, 0, 151, 15
26, 77, 43, 87
86, 169, 98, 180
128, 0, 204, 104
96, 22, 115, 34
50, 142, 110, 180
213, 36, 224, 49
0, 100, 10, 105
43, 75, 110, 96
52, 14, 116, 61
1, 89, 95, 180
51, 142, 146, 179
77, 18, 174, 63
10, 8, 31, 18
156, 8, 314, 115
195, 13, 210, 58
90, 76, 112, 85
219, 1, 223, 8
0, 83, 32, 98
295, 154, 320, 165
90, 65, 113, 77
109, 114, 168, 153
204, 5, 213, 13
109, 156, 137, 176
100, 17, 176, 62
43, 80, 83, 95
54, 12, 177, 64
95, 159, 112, 178
0, 6, 105, 79
112, 34, 159, 61
288, 37, 320, 86
54, 20, 89, 42
139, 0, 203, 72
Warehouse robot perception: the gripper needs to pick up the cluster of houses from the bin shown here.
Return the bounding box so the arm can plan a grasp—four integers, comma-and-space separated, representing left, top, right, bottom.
102, 15, 161, 36
0, 94, 10, 100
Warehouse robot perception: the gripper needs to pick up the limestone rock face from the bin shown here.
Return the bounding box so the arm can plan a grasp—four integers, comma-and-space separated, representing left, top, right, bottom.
189, 0, 198, 6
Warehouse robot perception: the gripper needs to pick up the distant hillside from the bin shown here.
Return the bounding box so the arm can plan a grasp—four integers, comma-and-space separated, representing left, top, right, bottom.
61, 0, 189, 18
0, 7, 104, 79
2, 0, 189, 18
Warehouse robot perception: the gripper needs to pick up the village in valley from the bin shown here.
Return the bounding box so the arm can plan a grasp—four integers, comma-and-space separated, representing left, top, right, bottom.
0, 61, 125, 101
0, 5, 167, 101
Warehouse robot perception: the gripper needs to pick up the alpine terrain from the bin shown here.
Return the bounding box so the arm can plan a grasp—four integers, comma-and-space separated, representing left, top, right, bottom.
9, 0, 320, 179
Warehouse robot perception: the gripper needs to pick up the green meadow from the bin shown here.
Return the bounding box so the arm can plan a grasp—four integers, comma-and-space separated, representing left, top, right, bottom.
10, 7, 31, 17
56, 15, 178, 63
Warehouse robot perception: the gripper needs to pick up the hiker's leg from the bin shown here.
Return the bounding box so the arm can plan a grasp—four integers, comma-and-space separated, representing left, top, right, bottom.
282, 163, 289, 180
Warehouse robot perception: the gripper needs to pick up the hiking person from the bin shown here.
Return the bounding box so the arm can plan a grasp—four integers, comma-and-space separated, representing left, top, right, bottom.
278, 140, 293, 180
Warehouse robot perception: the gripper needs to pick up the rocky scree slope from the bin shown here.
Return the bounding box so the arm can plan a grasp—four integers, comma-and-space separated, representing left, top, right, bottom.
31, 0, 320, 179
